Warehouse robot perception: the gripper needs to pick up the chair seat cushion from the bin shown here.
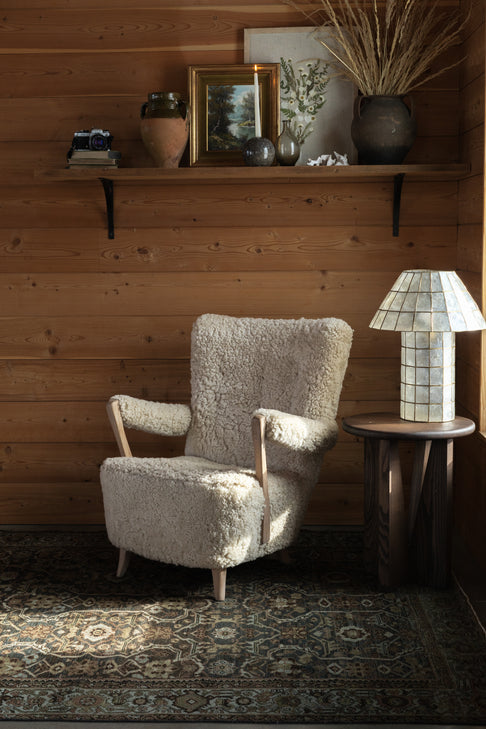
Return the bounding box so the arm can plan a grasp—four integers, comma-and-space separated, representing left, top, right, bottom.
101, 455, 311, 570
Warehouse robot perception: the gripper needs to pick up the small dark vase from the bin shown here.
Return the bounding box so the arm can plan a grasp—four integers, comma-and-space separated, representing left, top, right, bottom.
242, 137, 275, 166
276, 121, 300, 166
351, 95, 417, 164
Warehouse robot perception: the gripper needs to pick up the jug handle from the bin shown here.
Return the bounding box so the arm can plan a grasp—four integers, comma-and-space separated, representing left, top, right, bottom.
354, 95, 368, 119
140, 102, 148, 120
178, 99, 188, 121
401, 94, 415, 119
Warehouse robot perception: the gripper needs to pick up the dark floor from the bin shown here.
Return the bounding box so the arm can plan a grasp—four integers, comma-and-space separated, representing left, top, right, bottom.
453, 532, 486, 631
2, 721, 485, 729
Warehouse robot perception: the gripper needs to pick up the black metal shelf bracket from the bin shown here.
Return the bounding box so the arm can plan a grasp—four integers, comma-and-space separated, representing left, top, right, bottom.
97, 171, 407, 239
99, 177, 115, 239
393, 173, 405, 237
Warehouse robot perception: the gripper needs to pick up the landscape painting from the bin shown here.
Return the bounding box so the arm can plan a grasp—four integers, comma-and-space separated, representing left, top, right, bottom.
207, 84, 257, 151
188, 64, 280, 166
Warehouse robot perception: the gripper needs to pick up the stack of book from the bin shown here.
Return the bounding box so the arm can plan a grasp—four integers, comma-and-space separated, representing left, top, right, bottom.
67, 150, 121, 167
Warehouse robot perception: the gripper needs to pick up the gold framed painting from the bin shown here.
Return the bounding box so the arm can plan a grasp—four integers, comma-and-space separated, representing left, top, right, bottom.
188, 64, 280, 166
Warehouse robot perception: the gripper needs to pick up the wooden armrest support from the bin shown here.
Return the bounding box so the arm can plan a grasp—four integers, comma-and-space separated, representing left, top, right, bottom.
252, 413, 270, 545
107, 400, 133, 457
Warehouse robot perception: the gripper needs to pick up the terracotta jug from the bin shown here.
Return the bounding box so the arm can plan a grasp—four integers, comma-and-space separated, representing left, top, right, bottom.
140, 92, 189, 168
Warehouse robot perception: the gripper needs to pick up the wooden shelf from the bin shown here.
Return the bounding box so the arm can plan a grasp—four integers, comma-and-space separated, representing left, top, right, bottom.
35, 163, 470, 239
36, 163, 470, 184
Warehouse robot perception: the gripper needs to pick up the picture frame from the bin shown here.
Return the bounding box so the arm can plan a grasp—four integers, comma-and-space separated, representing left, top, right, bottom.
188, 64, 280, 166
244, 28, 356, 165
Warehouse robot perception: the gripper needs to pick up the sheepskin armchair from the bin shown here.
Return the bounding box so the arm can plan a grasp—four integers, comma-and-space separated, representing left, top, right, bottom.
100, 314, 352, 600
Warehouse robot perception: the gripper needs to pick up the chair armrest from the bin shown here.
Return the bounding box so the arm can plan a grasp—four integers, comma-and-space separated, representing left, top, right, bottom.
252, 413, 270, 545
252, 408, 338, 453
109, 395, 192, 437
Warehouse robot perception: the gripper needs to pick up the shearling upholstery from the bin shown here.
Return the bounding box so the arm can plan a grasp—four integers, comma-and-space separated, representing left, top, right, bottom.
100, 314, 352, 578
110, 395, 192, 436
252, 408, 339, 453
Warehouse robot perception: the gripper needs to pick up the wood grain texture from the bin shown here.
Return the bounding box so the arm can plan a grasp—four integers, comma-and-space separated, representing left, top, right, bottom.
0, 181, 459, 228
360, 437, 407, 585
0, 359, 399, 402
0, 270, 447, 317
0, 224, 458, 273
0, 53, 238, 100
0, 7, 305, 52
0, 483, 104, 524
410, 439, 454, 587
0, 0, 480, 536
0, 402, 394, 443
454, 0, 486, 571
0, 314, 397, 359
0, 359, 191, 401
459, 73, 485, 133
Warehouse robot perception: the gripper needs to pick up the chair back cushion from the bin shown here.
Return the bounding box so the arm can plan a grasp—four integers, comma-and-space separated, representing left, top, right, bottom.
185, 315, 352, 476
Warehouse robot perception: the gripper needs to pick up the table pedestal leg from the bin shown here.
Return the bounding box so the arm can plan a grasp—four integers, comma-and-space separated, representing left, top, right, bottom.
363, 438, 407, 586
411, 438, 453, 587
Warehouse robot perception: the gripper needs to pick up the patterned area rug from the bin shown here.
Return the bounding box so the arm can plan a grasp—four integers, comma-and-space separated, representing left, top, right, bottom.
0, 529, 485, 723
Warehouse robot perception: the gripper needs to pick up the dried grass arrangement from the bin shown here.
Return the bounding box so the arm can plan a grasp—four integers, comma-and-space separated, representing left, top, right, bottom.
286, 0, 466, 96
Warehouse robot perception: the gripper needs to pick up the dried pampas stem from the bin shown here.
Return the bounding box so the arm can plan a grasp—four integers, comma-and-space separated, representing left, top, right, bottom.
284, 0, 467, 96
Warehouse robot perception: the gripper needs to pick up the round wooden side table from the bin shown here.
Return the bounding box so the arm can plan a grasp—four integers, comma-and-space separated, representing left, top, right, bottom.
342, 412, 475, 589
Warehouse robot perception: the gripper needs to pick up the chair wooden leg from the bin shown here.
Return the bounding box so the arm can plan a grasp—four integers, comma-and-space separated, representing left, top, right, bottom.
116, 548, 130, 578
212, 568, 227, 601
277, 548, 295, 564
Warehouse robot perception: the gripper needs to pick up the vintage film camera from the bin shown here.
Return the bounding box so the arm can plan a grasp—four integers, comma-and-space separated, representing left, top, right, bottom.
67, 128, 120, 166
70, 128, 113, 153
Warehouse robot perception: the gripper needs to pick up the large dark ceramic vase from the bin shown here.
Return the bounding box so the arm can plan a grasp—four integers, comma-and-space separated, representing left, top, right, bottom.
351, 95, 416, 164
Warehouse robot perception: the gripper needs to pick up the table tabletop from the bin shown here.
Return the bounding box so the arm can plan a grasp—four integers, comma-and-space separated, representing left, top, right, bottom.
342, 412, 475, 440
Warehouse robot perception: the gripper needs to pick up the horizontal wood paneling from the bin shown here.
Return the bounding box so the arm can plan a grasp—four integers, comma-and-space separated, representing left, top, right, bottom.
0, 483, 104, 524
0, 270, 446, 317
453, 433, 486, 559
0, 7, 306, 52
0, 90, 460, 133
0, 225, 458, 273
458, 174, 483, 224
0, 0, 469, 532
458, 223, 483, 271
0, 0, 470, 9
0, 314, 398, 359
455, 0, 486, 569
0, 481, 366, 526
0, 360, 191, 401
0, 399, 397, 442
306, 484, 364, 526
459, 123, 484, 177
0, 53, 238, 100
0, 359, 400, 402
0, 440, 366, 484
459, 73, 485, 133
0, 181, 459, 228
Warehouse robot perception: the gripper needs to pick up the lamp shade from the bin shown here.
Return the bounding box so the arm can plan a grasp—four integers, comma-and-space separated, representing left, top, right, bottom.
369, 270, 486, 333
369, 270, 486, 422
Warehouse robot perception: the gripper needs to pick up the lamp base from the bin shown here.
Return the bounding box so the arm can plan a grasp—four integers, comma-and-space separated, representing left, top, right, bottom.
400, 331, 455, 422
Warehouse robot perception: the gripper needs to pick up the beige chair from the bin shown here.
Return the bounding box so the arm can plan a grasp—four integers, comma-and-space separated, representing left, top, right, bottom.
100, 314, 352, 600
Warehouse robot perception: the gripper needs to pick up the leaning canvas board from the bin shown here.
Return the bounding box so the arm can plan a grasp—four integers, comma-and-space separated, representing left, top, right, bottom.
244, 27, 356, 164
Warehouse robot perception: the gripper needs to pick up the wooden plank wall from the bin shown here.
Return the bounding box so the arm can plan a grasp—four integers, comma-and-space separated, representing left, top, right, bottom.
455, 0, 486, 570
0, 0, 464, 528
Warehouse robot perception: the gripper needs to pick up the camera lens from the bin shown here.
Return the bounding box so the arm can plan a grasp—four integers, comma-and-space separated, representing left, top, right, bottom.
90, 134, 108, 151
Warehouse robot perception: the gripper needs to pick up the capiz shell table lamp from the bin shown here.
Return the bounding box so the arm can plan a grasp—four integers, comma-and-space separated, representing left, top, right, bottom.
369, 270, 486, 422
